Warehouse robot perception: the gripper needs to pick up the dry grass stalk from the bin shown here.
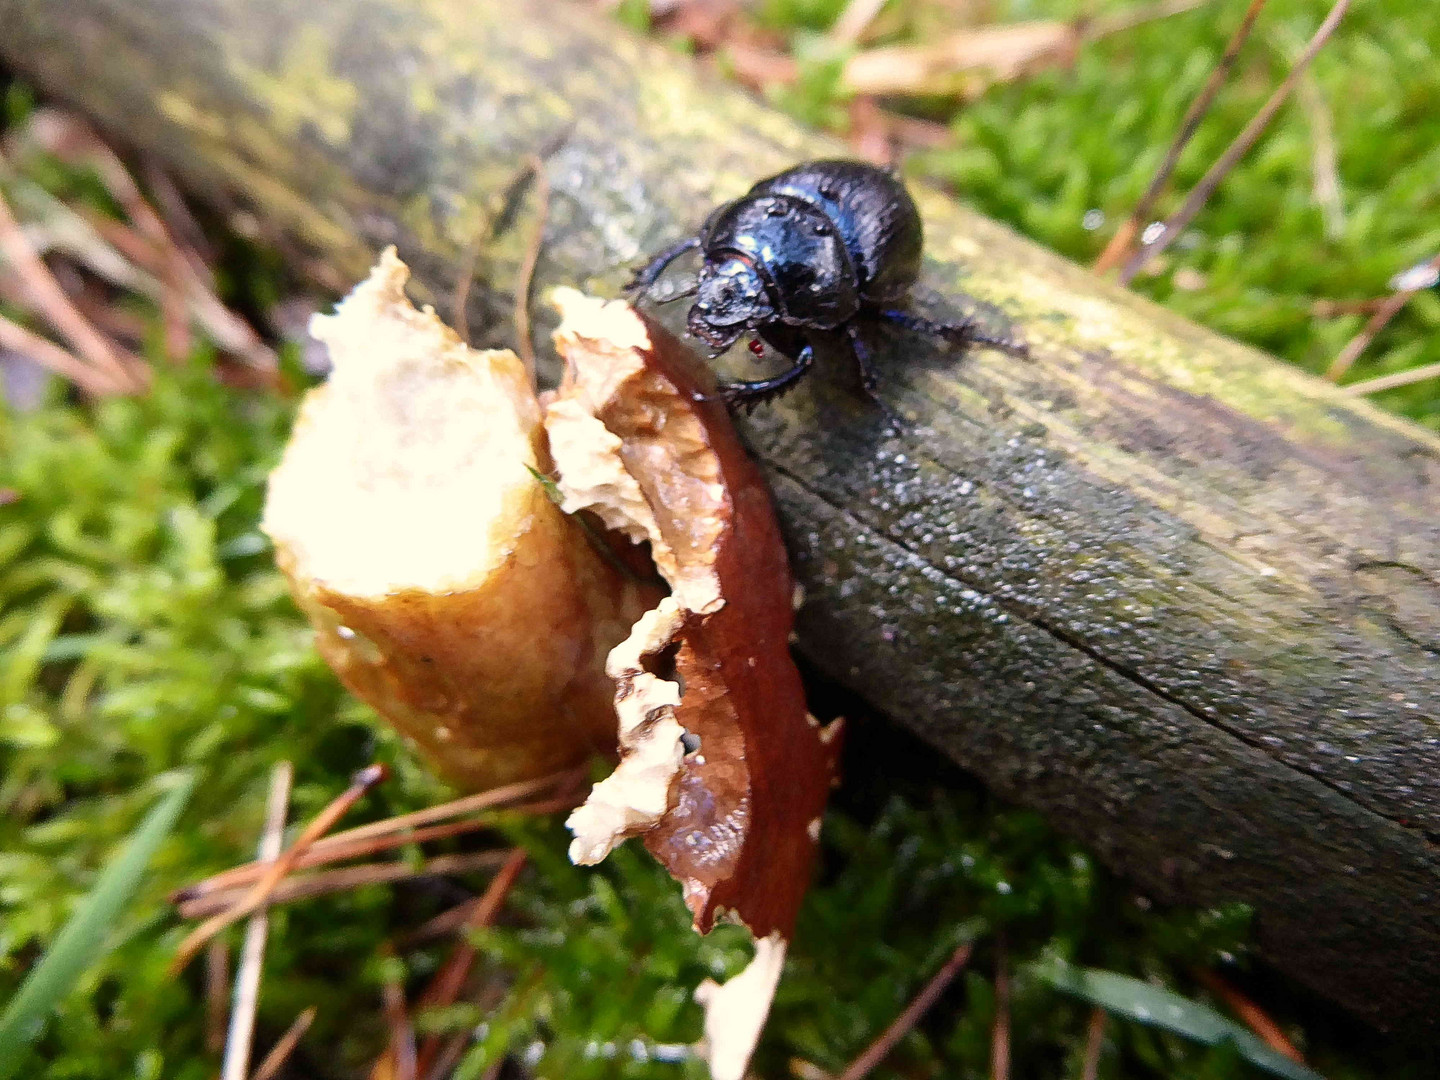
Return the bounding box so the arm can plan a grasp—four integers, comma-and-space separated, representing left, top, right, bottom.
248, 1007, 317, 1080
16, 109, 276, 370
828, 0, 889, 47
1093, 0, 1268, 274
1327, 251, 1440, 380
172, 764, 388, 975
1119, 0, 1352, 283
374, 957, 419, 1080
836, 941, 973, 1080
175, 772, 577, 900
0, 182, 144, 391
1296, 71, 1343, 239
221, 761, 293, 1080
1343, 360, 1440, 396
1193, 969, 1307, 1063
513, 153, 550, 384
205, 939, 231, 1053
177, 851, 512, 920
990, 949, 1010, 1080
0, 309, 121, 392
411, 850, 528, 1079
1312, 296, 1388, 318
420, 1032, 470, 1080
1080, 1006, 1106, 1080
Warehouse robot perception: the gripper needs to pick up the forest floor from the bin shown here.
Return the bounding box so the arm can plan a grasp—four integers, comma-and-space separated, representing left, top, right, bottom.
1, 1, 1436, 1078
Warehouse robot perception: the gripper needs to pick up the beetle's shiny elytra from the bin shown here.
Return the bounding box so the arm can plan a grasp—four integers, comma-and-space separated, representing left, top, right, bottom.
626, 159, 1025, 408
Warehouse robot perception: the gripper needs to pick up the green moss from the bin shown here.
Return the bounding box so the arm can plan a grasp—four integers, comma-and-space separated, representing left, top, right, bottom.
1, 351, 1427, 1077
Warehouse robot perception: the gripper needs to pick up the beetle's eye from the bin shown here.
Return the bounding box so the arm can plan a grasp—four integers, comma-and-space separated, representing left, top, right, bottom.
765, 202, 786, 217
814, 221, 831, 236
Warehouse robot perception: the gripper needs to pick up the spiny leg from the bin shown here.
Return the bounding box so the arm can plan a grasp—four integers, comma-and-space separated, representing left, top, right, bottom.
654, 281, 699, 305
847, 322, 879, 395
624, 237, 701, 296
847, 323, 902, 426
878, 308, 1028, 358
717, 343, 815, 410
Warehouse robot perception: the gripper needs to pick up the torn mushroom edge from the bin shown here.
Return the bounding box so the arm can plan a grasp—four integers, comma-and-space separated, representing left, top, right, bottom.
544, 290, 808, 1080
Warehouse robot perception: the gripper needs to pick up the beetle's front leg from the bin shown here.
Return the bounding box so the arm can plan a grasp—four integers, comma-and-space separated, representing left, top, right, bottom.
717, 342, 815, 411
624, 237, 702, 296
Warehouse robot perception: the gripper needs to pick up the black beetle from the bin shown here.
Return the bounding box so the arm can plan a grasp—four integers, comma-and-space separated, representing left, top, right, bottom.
625, 159, 1024, 407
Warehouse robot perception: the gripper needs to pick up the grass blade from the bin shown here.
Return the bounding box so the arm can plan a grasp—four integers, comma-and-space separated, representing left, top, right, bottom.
0, 773, 195, 1079
1030, 961, 1323, 1080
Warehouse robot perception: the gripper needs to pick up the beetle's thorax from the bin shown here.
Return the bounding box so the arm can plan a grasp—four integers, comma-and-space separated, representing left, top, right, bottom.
688, 254, 775, 350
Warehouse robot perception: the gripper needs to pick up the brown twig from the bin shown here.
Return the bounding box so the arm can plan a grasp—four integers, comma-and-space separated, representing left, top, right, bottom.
513, 154, 551, 386
990, 949, 1010, 1080
1119, 0, 1350, 283
171, 764, 388, 975
248, 1007, 317, 1080
205, 939, 231, 1053
836, 941, 973, 1080
177, 851, 512, 920
1342, 360, 1440, 397
412, 850, 529, 1079
221, 762, 293, 1080
1093, 0, 1267, 274
174, 773, 577, 901
1327, 251, 1440, 380
1192, 969, 1306, 1063
0, 184, 144, 390
1080, 1006, 1106, 1080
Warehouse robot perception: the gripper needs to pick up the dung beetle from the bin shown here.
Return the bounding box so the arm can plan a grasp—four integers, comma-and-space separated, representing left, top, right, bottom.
625, 159, 1025, 407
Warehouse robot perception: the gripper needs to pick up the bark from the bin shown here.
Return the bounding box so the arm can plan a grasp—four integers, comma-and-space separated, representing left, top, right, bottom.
2, 0, 1437, 1030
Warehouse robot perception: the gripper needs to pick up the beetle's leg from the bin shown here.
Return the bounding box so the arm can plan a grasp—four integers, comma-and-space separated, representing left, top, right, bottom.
716, 343, 815, 411
654, 281, 699, 305
847, 324, 903, 426
624, 238, 702, 296
878, 308, 1029, 358
846, 322, 879, 396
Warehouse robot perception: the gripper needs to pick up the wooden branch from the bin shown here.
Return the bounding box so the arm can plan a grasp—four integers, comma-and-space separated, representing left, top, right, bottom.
3, 0, 1436, 1031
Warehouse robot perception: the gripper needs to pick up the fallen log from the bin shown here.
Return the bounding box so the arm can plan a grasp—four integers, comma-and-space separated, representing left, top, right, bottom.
3, 0, 1436, 1031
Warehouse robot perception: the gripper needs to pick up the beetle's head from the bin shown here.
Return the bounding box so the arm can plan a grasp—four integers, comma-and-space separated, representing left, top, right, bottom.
688, 255, 774, 352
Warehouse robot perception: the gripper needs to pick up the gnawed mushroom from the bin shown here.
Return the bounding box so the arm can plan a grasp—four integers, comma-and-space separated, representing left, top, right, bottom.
262, 251, 658, 790
265, 253, 838, 1080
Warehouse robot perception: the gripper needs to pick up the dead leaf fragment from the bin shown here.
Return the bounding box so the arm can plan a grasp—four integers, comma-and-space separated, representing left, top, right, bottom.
844, 21, 1079, 98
